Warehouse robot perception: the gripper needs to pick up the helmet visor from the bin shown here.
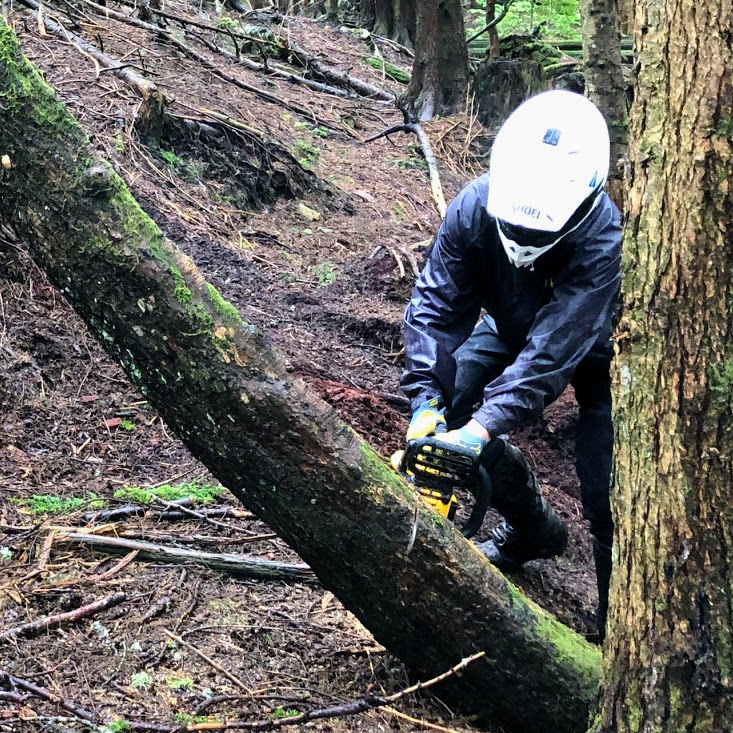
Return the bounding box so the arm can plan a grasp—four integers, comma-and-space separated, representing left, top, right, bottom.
497, 221, 561, 248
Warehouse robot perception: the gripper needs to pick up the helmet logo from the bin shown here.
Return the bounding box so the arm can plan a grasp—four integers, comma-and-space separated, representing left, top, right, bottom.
542, 128, 561, 146
589, 171, 598, 188
512, 204, 541, 219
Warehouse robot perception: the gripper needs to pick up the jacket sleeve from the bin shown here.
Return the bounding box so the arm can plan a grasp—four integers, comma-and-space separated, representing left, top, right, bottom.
473, 197, 621, 436
400, 186, 484, 411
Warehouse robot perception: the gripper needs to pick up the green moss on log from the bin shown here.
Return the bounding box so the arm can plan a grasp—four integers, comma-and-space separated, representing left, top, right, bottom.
0, 24, 80, 138
206, 283, 243, 327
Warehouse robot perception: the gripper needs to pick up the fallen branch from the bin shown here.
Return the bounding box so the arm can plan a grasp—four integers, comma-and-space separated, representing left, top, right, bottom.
81, 500, 253, 524
127, 651, 486, 731
75, 0, 342, 133
20, 0, 164, 139
0, 591, 127, 643
467, 0, 518, 45
285, 38, 396, 103
0, 674, 96, 721
196, 36, 352, 99
56, 531, 316, 582
365, 122, 447, 219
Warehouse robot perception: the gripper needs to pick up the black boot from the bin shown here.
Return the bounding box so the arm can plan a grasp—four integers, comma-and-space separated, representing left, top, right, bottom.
592, 537, 612, 642
476, 440, 568, 570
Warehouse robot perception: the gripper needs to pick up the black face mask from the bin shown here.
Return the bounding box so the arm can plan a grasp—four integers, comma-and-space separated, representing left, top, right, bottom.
497, 188, 601, 246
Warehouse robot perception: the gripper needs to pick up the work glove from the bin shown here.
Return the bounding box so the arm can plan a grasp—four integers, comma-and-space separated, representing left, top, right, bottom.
390, 397, 446, 473
406, 396, 446, 441
431, 422, 489, 458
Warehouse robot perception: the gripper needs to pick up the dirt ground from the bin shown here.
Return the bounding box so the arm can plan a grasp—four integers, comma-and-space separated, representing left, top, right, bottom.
1, 5, 598, 732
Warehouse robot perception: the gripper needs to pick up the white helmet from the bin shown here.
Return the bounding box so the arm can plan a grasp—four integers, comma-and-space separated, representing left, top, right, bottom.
487, 90, 610, 267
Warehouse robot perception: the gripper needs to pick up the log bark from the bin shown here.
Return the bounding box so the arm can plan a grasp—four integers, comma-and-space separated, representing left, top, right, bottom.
599, 0, 733, 729
0, 21, 600, 733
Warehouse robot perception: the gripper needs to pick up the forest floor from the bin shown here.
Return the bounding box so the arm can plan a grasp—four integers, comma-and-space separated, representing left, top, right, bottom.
1, 5, 597, 732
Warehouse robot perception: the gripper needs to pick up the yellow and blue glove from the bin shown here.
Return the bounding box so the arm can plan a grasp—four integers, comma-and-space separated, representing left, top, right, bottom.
406, 396, 446, 440
390, 396, 446, 471
431, 423, 489, 457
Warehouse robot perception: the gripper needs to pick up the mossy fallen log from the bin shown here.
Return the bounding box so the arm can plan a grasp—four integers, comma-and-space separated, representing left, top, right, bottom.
0, 20, 600, 733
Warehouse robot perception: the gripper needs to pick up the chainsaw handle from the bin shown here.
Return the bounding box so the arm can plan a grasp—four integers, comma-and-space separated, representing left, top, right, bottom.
460, 465, 492, 539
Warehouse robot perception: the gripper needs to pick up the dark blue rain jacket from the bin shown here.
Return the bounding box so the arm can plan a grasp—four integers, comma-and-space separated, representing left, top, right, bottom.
401, 173, 622, 437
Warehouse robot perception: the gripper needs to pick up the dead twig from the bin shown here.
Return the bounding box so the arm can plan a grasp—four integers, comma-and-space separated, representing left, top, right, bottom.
55, 531, 316, 583
164, 629, 253, 695
91, 549, 139, 580
0, 674, 96, 721
0, 591, 127, 643
125, 652, 486, 731
365, 122, 447, 219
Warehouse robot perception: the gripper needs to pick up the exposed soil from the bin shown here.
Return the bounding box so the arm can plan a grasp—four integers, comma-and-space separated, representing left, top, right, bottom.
1, 6, 597, 732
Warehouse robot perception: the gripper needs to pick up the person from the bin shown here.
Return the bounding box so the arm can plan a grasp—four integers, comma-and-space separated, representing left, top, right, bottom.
399, 89, 621, 640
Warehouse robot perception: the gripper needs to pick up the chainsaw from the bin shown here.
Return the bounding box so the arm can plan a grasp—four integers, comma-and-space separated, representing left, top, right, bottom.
399, 435, 492, 539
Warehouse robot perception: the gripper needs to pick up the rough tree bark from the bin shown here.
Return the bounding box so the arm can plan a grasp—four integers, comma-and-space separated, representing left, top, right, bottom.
599, 0, 733, 730
403, 0, 469, 120
0, 21, 601, 733
359, 0, 416, 46
578, 0, 628, 208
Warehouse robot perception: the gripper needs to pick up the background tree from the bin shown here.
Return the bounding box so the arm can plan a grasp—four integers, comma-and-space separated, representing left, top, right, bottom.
359, 0, 416, 46
578, 0, 627, 206
403, 0, 469, 120
599, 0, 733, 729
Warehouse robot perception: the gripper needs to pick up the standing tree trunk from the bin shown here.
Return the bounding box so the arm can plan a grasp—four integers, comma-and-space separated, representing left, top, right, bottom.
599, 0, 733, 730
578, 0, 628, 208
359, 0, 415, 46
403, 0, 469, 120
485, 0, 501, 60
0, 19, 601, 733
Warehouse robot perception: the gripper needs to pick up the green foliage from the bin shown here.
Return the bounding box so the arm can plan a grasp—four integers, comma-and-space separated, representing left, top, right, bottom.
218, 16, 238, 32
391, 144, 428, 171
175, 712, 219, 724
130, 671, 153, 689
166, 676, 194, 691
206, 282, 243, 326
113, 481, 225, 505
0, 546, 13, 562
311, 262, 339, 286
14, 493, 105, 515
709, 359, 733, 410
105, 721, 131, 733
120, 417, 136, 432
294, 139, 320, 168
160, 149, 182, 169
271, 708, 300, 719
467, 0, 581, 41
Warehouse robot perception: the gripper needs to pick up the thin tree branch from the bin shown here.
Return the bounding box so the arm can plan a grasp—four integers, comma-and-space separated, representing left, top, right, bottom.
0, 591, 127, 643
467, 0, 518, 45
